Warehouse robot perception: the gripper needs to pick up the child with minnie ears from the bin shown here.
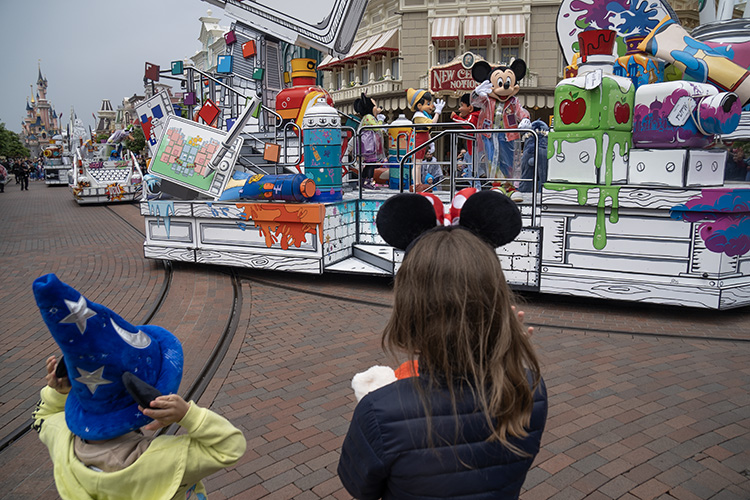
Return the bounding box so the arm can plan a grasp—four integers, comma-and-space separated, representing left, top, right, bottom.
338, 190, 547, 500
31, 273, 245, 500
353, 92, 388, 190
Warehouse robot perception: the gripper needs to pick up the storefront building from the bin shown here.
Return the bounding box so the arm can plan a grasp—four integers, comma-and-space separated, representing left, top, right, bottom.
318, 0, 566, 124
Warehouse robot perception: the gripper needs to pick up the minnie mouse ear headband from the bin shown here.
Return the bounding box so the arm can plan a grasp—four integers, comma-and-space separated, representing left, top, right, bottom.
33, 273, 183, 440
376, 190, 522, 252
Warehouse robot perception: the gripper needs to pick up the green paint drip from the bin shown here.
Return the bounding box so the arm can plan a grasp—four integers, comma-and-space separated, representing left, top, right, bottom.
594, 186, 621, 249
545, 183, 621, 250
594, 133, 604, 172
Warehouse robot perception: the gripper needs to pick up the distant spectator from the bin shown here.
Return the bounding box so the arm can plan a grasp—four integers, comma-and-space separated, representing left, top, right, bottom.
19, 161, 30, 191
0, 161, 7, 193
418, 149, 443, 192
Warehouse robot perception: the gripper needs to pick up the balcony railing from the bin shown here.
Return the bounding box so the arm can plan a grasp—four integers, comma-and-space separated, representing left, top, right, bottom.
329, 78, 404, 101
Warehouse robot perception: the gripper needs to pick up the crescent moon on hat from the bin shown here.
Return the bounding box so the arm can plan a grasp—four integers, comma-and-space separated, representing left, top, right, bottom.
110, 319, 152, 348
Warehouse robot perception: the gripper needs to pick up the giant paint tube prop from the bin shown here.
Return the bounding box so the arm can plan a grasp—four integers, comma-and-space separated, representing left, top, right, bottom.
218, 172, 316, 202
638, 17, 750, 105
240, 173, 316, 202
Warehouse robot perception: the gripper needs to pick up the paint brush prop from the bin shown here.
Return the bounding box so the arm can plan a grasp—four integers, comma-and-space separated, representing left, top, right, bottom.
204, 96, 260, 177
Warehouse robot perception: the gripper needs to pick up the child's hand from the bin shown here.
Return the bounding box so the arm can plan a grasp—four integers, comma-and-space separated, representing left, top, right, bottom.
511, 305, 534, 337
45, 356, 71, 394
140, 394, 190, 431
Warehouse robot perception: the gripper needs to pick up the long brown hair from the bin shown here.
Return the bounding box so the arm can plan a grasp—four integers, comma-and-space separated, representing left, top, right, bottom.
382, 227, 541, 452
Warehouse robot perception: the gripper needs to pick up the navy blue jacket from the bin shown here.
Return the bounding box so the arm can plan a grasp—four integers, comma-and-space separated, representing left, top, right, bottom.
338, 373, 547, 499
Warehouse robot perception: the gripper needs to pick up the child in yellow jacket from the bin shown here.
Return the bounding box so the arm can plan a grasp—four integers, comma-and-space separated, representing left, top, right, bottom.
31, 273, 246, 500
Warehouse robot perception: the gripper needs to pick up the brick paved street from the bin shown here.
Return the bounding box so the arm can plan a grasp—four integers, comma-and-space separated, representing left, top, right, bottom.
1, 180, 748, 499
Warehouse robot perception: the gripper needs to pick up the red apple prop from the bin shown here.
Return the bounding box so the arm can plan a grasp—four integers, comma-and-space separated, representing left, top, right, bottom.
614, 101, 630, 124
560, 93, 587, 125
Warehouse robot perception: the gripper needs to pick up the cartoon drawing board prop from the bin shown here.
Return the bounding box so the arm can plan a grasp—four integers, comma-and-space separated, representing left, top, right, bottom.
149, 116, 243, 198
202, 0, 366, 57
136, 92, 174, 156
638, 17, 750, 106
32, 273, 183, 441
556, 0, 677, 65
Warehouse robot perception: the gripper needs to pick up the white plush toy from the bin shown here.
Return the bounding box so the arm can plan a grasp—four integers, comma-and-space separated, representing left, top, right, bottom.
351, 365, 397, 402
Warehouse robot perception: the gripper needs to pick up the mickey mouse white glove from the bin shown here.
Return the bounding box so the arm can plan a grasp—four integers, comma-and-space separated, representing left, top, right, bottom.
434, 99, 446, 115
519, 118, 532, 130
376, 114, 386, 123
475, 80, 493, 97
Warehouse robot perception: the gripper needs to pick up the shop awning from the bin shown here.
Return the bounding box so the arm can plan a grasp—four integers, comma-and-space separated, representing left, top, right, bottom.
319, 29, 399, 70
432, 17, 459, 40
496, 14, 525, 39
464, 16, 493, 39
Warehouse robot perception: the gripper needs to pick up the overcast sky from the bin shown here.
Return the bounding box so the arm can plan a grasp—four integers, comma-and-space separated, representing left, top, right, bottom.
0, 0, 225, 133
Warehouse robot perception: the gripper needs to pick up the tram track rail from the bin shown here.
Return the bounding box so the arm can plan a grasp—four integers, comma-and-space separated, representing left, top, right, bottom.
241, 274, 750, 345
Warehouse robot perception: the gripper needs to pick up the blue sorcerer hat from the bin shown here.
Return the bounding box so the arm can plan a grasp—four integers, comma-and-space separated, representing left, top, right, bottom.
33, 274, 183, 440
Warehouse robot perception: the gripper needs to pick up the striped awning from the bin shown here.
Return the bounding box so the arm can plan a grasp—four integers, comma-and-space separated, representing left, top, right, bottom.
518, 93, 555, 109
496, 14, 525, 39
432, 17, 459, 40
464, 16, 493, 39
318, 29, 399, 70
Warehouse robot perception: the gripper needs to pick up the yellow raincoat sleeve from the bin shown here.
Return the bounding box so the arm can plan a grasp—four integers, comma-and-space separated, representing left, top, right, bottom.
33, 386, 71, 455
176, 401, 248, 488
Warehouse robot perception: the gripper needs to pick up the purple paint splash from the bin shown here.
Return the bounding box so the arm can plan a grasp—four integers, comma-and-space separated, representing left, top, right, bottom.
670, 189, 750, 257
570, 0, 628, 29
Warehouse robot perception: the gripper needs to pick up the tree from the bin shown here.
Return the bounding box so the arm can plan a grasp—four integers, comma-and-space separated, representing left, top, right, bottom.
0, 123, 31, 158
125, 125, 146, 156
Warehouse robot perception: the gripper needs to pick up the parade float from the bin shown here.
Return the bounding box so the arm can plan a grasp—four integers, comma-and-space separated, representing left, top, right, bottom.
42, 136, 70, 186
139, 0, 750, 309
69, 141, 143, 204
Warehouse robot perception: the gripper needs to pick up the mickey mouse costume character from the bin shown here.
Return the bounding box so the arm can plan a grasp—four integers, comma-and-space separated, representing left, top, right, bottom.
31, 274, 246, 500
338, 190, 547, 500
472, 59, 530, 182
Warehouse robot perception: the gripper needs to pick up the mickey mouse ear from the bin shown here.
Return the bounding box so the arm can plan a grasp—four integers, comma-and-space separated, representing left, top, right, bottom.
376, 194, 439, 250
471, 61, 493, 83
458, 190, 522, 247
